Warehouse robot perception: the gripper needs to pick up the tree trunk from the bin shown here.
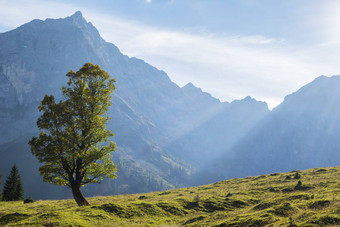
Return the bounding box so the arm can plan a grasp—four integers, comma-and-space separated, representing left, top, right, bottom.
71, 185, 89, 206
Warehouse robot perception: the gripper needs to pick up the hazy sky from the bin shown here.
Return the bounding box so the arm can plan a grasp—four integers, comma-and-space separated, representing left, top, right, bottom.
1, 0, 340, 108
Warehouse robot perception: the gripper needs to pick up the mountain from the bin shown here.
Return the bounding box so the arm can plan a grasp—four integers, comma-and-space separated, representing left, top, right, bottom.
216, 75, 340, 179
0, 11, 185, 198
165, 95, 268, 168
2, 11, 340, 202
0, 12, 268, 199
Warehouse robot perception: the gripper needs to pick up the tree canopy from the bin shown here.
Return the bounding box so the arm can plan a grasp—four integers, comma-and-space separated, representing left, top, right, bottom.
29, 63, 117, 206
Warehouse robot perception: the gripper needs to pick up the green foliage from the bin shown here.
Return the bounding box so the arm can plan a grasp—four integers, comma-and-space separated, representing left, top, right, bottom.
295, 180, 302, 189
293, 172, 301, 179
29, 63, 117, 206
0, 166, 340, 226
24, 197, 35, 204
2, 165, 24, 201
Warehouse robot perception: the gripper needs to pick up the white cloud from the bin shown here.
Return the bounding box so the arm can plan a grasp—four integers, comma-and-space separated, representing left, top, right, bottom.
1, 0, 340, 109
146, 0, 152, 3
89, 13, 336, 108
0, 0, 77, 28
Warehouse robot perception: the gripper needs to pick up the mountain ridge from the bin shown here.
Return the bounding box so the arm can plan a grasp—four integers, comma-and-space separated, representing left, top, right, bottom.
0, 12, 269, 199
214, 74, 340, 179
3, 12, 340, 201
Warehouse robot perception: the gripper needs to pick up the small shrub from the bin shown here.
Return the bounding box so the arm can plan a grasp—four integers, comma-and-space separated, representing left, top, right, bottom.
295, 181, 302, 190
293, 172, 301, 179
286, 175, 292, 180
138, 195, 146, 200
24, 197, 35, 204
294, 181, 313, 191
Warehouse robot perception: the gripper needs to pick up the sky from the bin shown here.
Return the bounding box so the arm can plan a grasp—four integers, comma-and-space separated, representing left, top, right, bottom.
1, 0, 340, 108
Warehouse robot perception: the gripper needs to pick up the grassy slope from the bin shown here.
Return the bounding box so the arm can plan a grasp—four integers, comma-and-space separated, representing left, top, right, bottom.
1, 166, 340, 226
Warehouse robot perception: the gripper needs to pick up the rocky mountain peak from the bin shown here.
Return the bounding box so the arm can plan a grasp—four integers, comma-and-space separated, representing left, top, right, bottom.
182, 82, 221, 104
274, 75, 340, 113
64, 11, 98, 34
230, 96, 269, 111
70, 11, 83, 19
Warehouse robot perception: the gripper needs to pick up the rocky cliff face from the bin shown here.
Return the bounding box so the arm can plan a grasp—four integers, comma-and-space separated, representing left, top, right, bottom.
0, 68, 18, 109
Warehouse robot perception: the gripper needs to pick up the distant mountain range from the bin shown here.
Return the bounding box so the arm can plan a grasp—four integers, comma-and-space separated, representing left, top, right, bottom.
214, 75, 340, 178
0, 12, 339, 199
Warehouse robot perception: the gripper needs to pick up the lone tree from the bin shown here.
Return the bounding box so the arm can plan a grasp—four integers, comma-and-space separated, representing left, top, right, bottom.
2, 164, 24, 201
29, 63, 117, 206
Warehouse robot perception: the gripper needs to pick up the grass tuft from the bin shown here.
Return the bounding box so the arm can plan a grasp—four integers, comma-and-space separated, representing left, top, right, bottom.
270, 202, 297, 216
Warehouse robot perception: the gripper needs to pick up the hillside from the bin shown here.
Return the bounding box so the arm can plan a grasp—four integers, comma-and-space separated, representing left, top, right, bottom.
1, 166, 340, 226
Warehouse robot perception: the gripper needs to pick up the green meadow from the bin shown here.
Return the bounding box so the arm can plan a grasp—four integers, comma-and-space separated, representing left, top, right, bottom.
1, 166, 340, 226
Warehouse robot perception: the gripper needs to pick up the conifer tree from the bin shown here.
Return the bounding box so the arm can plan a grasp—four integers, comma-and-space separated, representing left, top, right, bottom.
2, 165, 24, 201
